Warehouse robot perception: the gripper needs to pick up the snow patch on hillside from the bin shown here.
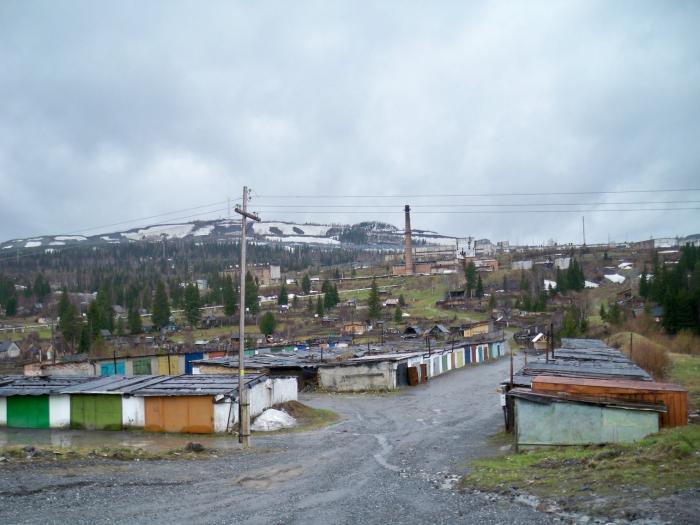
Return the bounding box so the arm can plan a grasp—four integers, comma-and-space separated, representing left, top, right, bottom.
266, 235, 340, 245
55, 235, 87, 241
604, 274, 626, 284
193, 225, 215, 237
24, 241, 42, 248
253, 222, 330, 237
122, 223, 195, 240
49, 241, 66, 246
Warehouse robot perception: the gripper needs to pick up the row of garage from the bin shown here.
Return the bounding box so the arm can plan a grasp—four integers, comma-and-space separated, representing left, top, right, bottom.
0, 374, 297, 434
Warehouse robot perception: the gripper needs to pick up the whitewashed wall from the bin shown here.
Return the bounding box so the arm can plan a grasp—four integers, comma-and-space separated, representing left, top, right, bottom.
270, 378, 298, 405
49, 395, 71, 428
248, 382, 270, 417
0, 397, 6, 426
214, 400, 236, 431
122, 396, 145, 428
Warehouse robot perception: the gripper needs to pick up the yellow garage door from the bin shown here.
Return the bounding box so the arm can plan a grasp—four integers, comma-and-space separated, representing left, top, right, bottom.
157, 356, 180, 375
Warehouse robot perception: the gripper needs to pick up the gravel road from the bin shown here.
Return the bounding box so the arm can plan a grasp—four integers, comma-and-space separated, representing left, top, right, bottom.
0, 355, 558, 524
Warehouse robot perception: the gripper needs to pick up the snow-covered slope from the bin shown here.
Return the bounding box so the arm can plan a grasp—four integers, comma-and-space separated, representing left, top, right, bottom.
0, 218, 460, 251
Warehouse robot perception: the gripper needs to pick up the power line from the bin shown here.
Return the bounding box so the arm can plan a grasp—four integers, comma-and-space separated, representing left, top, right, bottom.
247, 207, 700, 214
254, 188, 700, 199
254, 200, 700, 209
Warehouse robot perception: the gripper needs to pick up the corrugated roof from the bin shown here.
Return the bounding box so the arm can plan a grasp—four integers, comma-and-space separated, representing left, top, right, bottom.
61, 375, 170, 394
533, 375, 686, 392
510, 338, 652, 387
0, 375, 93, 396
129, 374, 266, 397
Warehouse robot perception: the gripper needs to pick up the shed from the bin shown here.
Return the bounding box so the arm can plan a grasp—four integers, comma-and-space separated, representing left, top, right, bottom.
0, 376, 92, 429
509, 388, 664, 448
532, 375, 688, 428
318, 352, 423, 392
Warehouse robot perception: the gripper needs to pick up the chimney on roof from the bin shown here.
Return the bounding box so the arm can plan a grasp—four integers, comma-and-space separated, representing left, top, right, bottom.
404, 204, 413, 274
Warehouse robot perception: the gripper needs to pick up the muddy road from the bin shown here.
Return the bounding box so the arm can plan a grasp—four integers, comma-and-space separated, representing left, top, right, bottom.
0, 356, 556, 524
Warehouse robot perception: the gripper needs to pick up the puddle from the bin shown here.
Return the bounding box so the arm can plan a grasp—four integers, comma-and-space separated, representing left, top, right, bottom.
0, 428, 242, 453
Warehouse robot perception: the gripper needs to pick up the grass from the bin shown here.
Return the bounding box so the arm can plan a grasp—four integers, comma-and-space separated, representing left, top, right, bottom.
263, 401, 340, 433
0, 444, 222, 462
462, 424, 700, 516
668, 353, 700, 412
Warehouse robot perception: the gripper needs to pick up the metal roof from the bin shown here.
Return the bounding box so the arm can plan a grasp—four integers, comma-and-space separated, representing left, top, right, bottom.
60, 375, 170, 394
508, 387, 667, 412
128, 374, 267, 397
0, 375, 93, 396
510, 338, 652, 387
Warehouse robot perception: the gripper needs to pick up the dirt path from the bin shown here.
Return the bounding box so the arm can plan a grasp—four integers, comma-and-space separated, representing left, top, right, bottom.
0, 355, 557, 524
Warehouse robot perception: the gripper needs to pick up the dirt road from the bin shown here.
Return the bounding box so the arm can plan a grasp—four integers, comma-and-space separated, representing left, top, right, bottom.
0, 355, 556, 524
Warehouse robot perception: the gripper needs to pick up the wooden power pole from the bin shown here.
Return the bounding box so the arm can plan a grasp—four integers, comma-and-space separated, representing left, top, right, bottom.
235, 186, 260, 447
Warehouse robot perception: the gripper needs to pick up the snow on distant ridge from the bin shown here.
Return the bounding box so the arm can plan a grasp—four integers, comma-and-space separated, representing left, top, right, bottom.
24, 241, 42, 248
49, 241, 66, 246
253, 222, 330, 237
55, 235, 87, 241
266, 235, 339, 245
122, 223, 195, 240
193, 225, 215, 237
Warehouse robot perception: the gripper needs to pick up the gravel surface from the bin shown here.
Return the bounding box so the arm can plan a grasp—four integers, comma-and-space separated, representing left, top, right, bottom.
0, 355, 560, 524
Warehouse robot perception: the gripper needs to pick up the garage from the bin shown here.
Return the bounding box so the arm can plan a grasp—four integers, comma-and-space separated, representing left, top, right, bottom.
0, 376, 90, 429
70, 394, 122, 430
144, 396, 213, 433
7, 395, 49, 428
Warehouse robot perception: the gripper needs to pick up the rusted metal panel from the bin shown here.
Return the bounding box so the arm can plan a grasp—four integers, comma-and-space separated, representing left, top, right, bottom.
144, 396, 213, 433
408, 366, 419, 386
419, 363, 428, 382
532, 375, 688, 428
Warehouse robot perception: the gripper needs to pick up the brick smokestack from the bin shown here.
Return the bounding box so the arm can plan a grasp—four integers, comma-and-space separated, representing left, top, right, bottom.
404, 204, 413, 274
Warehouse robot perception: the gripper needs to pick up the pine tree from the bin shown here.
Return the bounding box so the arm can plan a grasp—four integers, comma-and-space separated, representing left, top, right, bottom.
245, 272, 260, 314
398, 294, 406, 307
301, 273, 311, 294
78, 324, 90, 353
639, 266, 649, 298
465, 262, 477, 297
128, 305, 143, 334
151, 279, 171, 330
599, 302, 607, 321
259, 311, 276, 335
367, 277, 381, 320
184, 283, 201, 326
475, 275, 484, 298
222, 275, 237, 316
278, 281, 288, 305
519, 270, 530, 292
394, 306, 402, 323
316, 296, 324, 317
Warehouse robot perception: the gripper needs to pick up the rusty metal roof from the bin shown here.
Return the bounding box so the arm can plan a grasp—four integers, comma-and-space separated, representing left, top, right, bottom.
508, 387, 667, 412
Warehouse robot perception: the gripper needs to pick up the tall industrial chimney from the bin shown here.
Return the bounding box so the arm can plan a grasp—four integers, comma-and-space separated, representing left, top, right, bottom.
404, 204, 413, 274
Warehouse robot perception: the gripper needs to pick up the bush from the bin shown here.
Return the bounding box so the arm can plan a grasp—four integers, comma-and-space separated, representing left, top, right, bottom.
630, 339, 671, 379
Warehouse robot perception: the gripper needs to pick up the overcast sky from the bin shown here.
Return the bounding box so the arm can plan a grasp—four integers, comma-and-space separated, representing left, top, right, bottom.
1, 1, 699, 245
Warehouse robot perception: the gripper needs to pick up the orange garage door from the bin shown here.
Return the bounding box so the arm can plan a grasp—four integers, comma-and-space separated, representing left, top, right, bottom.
144, 396, 214, 433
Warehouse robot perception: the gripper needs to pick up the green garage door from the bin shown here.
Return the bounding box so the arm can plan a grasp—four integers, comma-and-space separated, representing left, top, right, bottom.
70, 394, 122, 430
133, 358, 152, 375
7, 396, 50, 428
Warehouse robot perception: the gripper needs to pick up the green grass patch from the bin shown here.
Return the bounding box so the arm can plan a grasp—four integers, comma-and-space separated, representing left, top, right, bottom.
462, 425, 700, 515
669, 353, 700, 412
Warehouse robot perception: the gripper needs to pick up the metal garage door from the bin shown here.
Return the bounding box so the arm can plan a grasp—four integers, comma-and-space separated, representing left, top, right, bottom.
132, 358, 152, 375
101, 361, 125, 376
396, 362, 409, 387
157, 356, 180, 375
185, 352, 203, 374
70, 394, 122, 430
7, 396, 49, 428
144, 396, 213, 433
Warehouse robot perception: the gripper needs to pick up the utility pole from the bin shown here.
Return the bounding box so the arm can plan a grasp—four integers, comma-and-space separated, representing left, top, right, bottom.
582, 216, 586, 247
235, 186, 260, 448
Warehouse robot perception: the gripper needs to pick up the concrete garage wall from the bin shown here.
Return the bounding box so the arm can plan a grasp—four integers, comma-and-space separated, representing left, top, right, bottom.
49, 395, 71, 428
319, 362, 396, 392
214, 400, 236, 432
515, 398, 659, 448
0, 397, 6, 426
122, 396, 145, 428
270, 378, 298, 405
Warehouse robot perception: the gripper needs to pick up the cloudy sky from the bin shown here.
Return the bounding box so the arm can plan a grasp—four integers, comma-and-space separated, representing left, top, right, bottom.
1, 1, 699, 245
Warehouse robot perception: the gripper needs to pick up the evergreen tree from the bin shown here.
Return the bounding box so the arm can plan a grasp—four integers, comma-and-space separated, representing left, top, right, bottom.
301, 273, 311, 294
33, 273, 51, 303
555, 268, 568, 294
87, 300, 101, 339
151, 279, 171, 330
519, 270, 530, 292
639, 266, 650, 299
316, 296, 324, 317
78, 324, 90, 353
599, 302, 607, 321
465, 262, 477, 297
488, 294, 496, 309
245, 272, 260, 314
184, 283, 201, 326
259, 311, 277, 335
116, 316, 126, 337
58, 300, 81, 348
292, 294, 299, 308
398, 294, 406, 307
222, 275, 237, 316
367, 277, 381, 320
277, 281, 288, 306
475, 275, 484, 298
127, 305, 143, 334
394, 306, 402, 323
